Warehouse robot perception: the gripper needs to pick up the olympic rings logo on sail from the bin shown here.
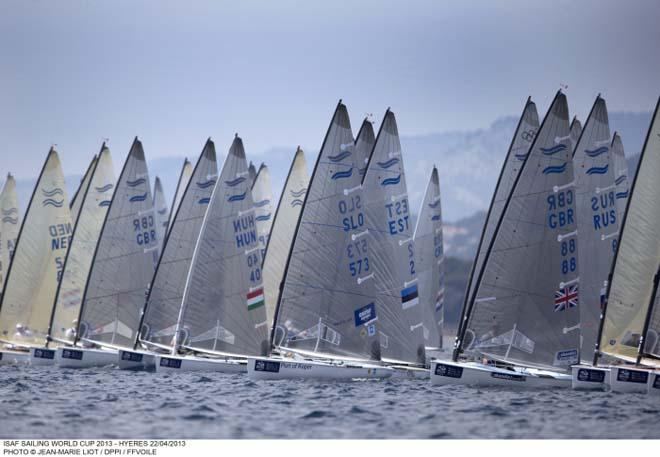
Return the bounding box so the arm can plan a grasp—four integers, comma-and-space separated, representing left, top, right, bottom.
521, 130, 536, 142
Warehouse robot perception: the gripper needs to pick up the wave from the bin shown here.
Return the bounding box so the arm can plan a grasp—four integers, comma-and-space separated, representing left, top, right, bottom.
255, 214, 271, 222
95, 184, 114, 193
290, 188, 307, 198
540, 144, 567, 155
198, 197, 211, 204
291, 199, 304, 207
331, 168, 353, 180
42, 187, 64, 197
196, 179, 216, 189
585, 146, 608, 158
98, 200, 112, 207
129, 193, 148, 202
224, 177, 246, 187
428, 200, 441, 209
228, 192, 247, 202
615, 175, 627, 185
254, 199, 271, 208
377, 158, 399, 169
327, 150, 352, 162
616, 191, 628, 199
1, 216, 18, 224
42, 198, 64, 207
586, 165, 609, 175
1, 208, 18, 215
381, 174, 402, 186
542, 163, 567, 174
126, 178, 147, 187
431, 214, 442, 221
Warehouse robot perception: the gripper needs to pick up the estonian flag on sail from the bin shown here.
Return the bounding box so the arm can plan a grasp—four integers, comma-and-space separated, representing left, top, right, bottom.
401, 284, 419, 309
247, 288, 265, 310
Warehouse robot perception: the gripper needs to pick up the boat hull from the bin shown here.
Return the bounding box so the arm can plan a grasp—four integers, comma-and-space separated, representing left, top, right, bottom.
117, 350, 156, 371
648, 372, 660, 395
0, 350, 30, 365
430, 360, 570, 388
55, 347, 118, 368
571, 364, 610, 390
247, 357, 393, 381
154, 355, 247, 373
389, 365, 430, 380
29, 347, 57, 366
609, 366, 652, 393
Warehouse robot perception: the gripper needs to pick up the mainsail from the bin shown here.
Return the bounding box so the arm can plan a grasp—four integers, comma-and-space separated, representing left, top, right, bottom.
413, 167, 444, 350
457, 92, 580, 370
0, 149, 72, 347
77, 138, 157, 348
596, 97, 660, 367
570, 117, 582, 151
572, 96, 617, 363
272, 102, 381, 361
138, 139, 218, 350
168, 159, 193, 233
611, 133, 630, 222
251, 164, 274, 263
178, 136, 268, 356
0, 174, 21, 294
455, 98, 539, 358
262, 147, 309, 328
362, 110, 425, 365
48, 145, 115, 346
70, 155, 97, 223
153, 177, 169, 258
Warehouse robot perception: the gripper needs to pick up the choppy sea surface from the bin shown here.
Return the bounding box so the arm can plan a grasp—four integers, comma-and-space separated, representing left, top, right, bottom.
0, 364, 658, 439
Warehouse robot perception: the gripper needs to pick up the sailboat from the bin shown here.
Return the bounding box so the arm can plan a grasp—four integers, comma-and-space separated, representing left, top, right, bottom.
593, 96, 660, 393
155, 135, 269, 372
570, 117, 582, 151
262, 147, 309, 330
56, 138, 158, 368
247, 161, 257, 189
0, 148, 72, 364
413, 167, 445, 359
432, 91, 577, 387
153, 177, 169, 259
248, 103, 392, 380
611, 132, 630, 222
567, 96, 619, 389
69, 156, 98, 223
0, 173, 21, 297
168, 159, 193, 233
251, 163, 274, 264
119, 139, 218, 370
30, 145, 115, 366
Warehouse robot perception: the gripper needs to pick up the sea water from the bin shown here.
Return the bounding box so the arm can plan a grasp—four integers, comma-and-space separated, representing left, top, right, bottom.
0, 365, 658, 439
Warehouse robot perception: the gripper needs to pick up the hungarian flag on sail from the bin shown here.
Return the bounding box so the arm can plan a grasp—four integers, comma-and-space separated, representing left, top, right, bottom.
401, 284, 419, 309
247, 288, 265, 310
554, 284, 578, 312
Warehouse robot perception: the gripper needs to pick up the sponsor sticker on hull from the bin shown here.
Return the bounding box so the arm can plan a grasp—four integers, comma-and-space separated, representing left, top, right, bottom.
34, 349, 55, 359
254, 360, 280, 373
616, 368, 648, 384
62, 349, 83, 360
159, 357, 182, 369
577, 368, 606, 383
490, 372, 525, 382
434, 363, 463, 378
121, 351, 143, 362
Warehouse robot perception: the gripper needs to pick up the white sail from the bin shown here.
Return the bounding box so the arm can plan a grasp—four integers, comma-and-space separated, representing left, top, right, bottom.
611, 133, 630, 222
413, 167, 444, 350
69, 156, 97, 223
139, 140, 217, 349
597, 97, 660, 366
153, 176, 169, 258
168, 159, 193, 233
178, 135, 269, 356
77, 138, 157, 348
251, 164, 274, 266
262, 147, 309, 327
247, 162, 257, 189
570, 117, 582, 152
0, 174, 21, 295
48, 145, 115, 345
0, 149, 72, 347
458, 92, 580, 371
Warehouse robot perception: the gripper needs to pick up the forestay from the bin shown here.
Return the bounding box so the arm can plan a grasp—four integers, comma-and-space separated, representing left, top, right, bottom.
77, 138, 157, 348
0, 174, 21, 294
0, 149, 72, 347
273, 102, 381, 361
168, 159, 193, 233
413, 167, 444, 350
611, 133, 629, 222
139, 140, 217, 350
69, 156, 97, 224
179, 136, 269, 356
153, 177, 169, 259
251, 164, 273, 267
459, 92, 580, 371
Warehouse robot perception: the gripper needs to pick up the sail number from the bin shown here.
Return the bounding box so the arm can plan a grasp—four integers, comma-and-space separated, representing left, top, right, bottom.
339, 196, 364, 231
385, 199, 410, 235
247, 251, 262, 283
347, 238, 369, 277
50, 223, 72, 282
591, 192, 617, 231
547, 190, 574, 229
133, 215, 156, 246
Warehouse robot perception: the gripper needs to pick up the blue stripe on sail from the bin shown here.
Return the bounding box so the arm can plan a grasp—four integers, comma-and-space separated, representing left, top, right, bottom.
196, 179, 216, 189
585, 146, 609, 157
224, 177, 246, 187
129, 193, 148, 202
42, 187, 64, 197
616, 191, 628, 199
586, 165, 609, 175
515, 153, 528, 161
254, 199, 271, 207
291, 199, 304, 207
542, 163, 567, 174
615, 175, 627, 185
331, 168, 353, 180
126, 178, 146, 187
377, 158, 399, 169
540, 144, 567, 155
1, 216, 18, 224
431, 214, 441, 221
381, 174, 401, 186
99, 200, 111, 207
95, 184, 114, 193
42, 198, 64, 207
198, 197, 211, 204
328, 150, 351, 162
255, 214, 271, 222
428, 200, 441, 209
290, 188, 307, 198
1, 208, 18, 215
228, 191, 247, 202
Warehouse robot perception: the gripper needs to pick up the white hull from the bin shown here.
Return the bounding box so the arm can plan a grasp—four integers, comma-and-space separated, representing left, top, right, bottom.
0, 350, 30, 365
648, 372, 660, 395
29, 347, 57, 366
389, 365, 430, 380
247, 357, 393, 381
609, 366, 652, 393
117, 349, 157, 371
571, 364, 610, 390
154, 354, 247, 373
55, 346, 118, 368
430, 360, 570, 388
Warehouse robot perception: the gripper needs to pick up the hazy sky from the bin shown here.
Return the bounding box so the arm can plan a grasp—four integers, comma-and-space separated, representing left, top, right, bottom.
1, 0, 659, 178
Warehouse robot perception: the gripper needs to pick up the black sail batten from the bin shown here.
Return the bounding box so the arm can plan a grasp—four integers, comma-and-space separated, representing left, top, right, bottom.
452, 96, 535, 362
593, 96, 660, 366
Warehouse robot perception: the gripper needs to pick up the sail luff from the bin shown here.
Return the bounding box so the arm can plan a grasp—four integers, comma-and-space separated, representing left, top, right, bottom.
168, 159, 193, 233
0, 174, 21, 295
251, 164, 274, 279
153, 176, 169, 260
69, 155, 97, 221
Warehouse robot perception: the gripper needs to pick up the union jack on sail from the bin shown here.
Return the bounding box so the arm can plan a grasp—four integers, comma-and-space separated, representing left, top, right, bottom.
554, 284, 578, 312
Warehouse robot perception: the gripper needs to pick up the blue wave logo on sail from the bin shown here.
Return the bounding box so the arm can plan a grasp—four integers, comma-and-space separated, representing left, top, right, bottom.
196, 179, 216, 189
327, 150, 352, 163
431, 214, 442, 221
616, 191, 628, 199
42, 198, 64, 207
515, 153, 528, 161
540, 144, 567, 155
377, 158, 399, 169
255, 213, 271, 222
254, 199, 270, 208
95, 184, 114, 193
381, 174, 402, 186
428, 200, 441, 209
290, 188, 307, 198
331, 168, 353, 180
98, 200, 112, 207
1, 216, 18, 224
586, 165, 609, 175
227, 191, 247, 202
42, 187, 64, 197
291, 199, 304, 207
615, 175, 627, 185
198, 197, 211, 204
126, 178, 146, 187
129, 193, 148, 202
224, 177, 246, 187
585, 146, 608, 158
1, 208, 17, 215
542, 163, 567, 174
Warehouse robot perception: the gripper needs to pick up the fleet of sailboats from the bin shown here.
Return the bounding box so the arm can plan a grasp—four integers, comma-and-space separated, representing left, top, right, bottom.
0, 94, 658, 393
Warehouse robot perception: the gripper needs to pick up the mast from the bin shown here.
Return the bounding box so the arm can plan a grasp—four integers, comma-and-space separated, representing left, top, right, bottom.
70, 155, 97, 219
